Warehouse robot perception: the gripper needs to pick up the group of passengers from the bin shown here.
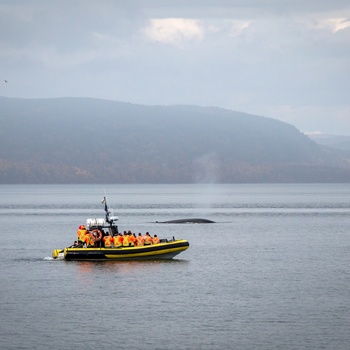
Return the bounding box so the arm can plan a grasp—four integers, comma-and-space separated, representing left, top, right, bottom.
75, 225, 160, 248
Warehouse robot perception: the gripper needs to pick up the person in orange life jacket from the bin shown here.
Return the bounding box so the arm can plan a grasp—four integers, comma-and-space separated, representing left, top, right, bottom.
131, 233, 137, 246
114, 233, 123, 247
84, 232, 95, 248
103, 234, 113, 248
83, 232, 89, 247
77, 225, 88, 245
153, 234, 160, 245
144, 232, 153, 245
123, 231, 130, 247
137, 233, 144, 246
142, 232, 148, 244
112, 233, 119, 247
112, 233, 118, 247
128, 232, 136, 246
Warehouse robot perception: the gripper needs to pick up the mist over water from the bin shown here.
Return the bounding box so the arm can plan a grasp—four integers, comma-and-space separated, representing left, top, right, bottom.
1, 184, 349, 350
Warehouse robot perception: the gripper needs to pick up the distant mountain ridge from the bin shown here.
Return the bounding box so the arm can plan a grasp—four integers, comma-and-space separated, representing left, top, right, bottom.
308, 133, 350, 153
1, 96, 350, 183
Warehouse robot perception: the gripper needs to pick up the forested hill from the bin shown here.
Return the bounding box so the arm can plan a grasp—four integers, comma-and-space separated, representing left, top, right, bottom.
1, 96, 350, 183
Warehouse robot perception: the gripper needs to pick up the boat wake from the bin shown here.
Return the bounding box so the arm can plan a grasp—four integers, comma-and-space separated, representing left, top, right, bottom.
44, 256, 55, 261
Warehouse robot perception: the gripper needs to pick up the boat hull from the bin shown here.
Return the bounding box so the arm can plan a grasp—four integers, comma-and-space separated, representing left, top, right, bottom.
54, 240, 189, 261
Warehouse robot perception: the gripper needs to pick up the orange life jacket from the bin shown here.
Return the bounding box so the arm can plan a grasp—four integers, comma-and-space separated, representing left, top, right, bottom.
144, 235, 153, 245
129, 235, 136, 246
123, 235, 130, 247
153, 236, 160, 244
103, 236, 113, 247
137, 236, 144, 246
85, 234, 95, 247
77, 228, 88, 242
114, 235, 123, 247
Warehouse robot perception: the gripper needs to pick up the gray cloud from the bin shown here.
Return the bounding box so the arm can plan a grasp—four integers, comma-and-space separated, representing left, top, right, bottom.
1, 0, 350, 134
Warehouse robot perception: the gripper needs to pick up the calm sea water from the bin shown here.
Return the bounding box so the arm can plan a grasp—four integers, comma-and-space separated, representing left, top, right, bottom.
0, 184, 349, 350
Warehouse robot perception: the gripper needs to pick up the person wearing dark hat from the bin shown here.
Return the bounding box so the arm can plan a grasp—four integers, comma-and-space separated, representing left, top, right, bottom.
123, 231, 130, 247
153, 234, 160, 245
137, 233, 144, 246
144, 232, 153, 245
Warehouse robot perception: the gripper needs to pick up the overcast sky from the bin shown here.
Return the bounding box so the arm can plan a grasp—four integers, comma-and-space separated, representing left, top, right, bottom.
1, 0, 350, 135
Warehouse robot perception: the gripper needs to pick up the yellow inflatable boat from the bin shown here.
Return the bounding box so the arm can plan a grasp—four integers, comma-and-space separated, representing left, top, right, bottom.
52, 197, 189, 261
53, 239, 189, 261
